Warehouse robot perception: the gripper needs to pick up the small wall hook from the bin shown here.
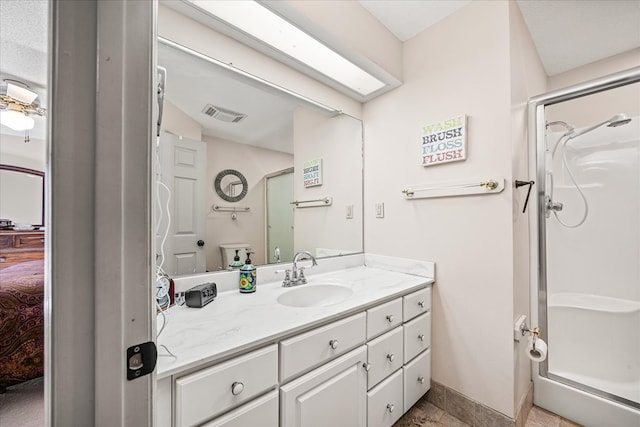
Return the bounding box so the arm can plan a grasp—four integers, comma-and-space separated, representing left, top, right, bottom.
515, 180, 535, 213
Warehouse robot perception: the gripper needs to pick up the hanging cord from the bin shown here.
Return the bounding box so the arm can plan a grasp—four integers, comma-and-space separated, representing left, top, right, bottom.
550, 133, 589, 228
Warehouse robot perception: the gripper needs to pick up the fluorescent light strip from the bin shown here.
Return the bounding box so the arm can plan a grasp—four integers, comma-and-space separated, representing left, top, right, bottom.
187, 0, 386, 96
157, 37, 338, 114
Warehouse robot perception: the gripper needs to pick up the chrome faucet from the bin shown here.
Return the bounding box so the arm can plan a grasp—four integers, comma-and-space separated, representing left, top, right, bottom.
282, 251, 317, 287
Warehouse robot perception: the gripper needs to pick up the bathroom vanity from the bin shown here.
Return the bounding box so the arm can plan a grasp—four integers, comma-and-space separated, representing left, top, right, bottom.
156, 256, 434, 427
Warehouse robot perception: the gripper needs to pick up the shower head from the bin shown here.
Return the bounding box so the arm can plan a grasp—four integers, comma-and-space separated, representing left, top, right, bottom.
606, 113, 632, 128
570, 113, 632, 138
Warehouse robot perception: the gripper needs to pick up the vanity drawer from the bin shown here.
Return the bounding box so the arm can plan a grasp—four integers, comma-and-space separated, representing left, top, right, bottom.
279, 312, 366, 382
403, 287, 431, 321
14, 233, 45, 249
366, 326, 403, 389
367, 298, 403, 339
403, 348, 431, 410
202, 390, 278, 427
175, 344, 278, 427
367, 369, 403, 427
403, 311, 431, 363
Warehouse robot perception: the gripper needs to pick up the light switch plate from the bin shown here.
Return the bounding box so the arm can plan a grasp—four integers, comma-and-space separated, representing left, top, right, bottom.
346, 205, 353, 219
375, 202, 384, 218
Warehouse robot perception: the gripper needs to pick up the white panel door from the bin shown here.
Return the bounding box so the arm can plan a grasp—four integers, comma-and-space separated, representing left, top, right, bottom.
158, 132, 207, 275
280, 346, 367, 427
266, 170, 294, 263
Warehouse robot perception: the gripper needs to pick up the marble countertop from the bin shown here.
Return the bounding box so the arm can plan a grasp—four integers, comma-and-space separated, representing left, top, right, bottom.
157, 261, 433, 379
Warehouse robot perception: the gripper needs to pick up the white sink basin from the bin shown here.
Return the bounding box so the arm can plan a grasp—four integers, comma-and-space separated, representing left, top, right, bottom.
277, 284, 354, 308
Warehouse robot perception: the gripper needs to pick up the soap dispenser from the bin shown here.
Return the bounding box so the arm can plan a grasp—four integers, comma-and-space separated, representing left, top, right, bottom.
229, 249, 243, 269
239, 250, 256, 293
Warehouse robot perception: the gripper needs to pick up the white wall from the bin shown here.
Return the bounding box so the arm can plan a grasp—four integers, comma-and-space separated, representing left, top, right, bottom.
0, 134, 46, 171
204, 136, 293, 270
293, 108, 363, 256
508, 0, 548, 414
363, 0, 517, 417
163, 100, 201, 141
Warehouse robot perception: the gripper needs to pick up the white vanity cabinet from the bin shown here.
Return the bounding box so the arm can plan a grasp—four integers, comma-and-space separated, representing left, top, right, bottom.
162, 284, 432, 427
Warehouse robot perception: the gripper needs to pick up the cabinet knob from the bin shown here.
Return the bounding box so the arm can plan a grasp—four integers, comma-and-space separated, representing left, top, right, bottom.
418, 334, 425, 342
231, 381, 244, 396
418, 301, 425, 308
386, 403, 395, 413
386, 314, 394, 323
362, 362, 371, 372
0, 257, 5, 262
329, 339, 339, 350
418, 376, 426, 384
386, 353, 395, 362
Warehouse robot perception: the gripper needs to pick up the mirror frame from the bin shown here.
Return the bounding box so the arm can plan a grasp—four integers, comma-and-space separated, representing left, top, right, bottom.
214, 169, 248, 202
0, 164, 45, 227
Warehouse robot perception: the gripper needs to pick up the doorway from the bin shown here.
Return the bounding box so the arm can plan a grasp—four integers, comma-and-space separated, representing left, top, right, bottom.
266, 168, 294, 264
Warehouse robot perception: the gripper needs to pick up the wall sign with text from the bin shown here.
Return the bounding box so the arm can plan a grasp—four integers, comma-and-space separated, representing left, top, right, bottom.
421, 115, 467, 166
303, 159, 323, 187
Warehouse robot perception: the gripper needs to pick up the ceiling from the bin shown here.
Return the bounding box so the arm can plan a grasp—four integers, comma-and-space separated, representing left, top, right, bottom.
2, 1, 640, 145
359, 0, 640, 76
158, 42, 304, 153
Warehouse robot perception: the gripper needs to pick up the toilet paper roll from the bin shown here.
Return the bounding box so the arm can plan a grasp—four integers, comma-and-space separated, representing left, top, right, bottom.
527, 336, 547, 362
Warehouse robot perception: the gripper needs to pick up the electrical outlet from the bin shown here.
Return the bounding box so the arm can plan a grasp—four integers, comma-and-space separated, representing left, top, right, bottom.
375, 202, 384, 218
346, 205, 353, 219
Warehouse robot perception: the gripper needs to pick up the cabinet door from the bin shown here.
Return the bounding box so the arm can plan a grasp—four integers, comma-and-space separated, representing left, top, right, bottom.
280, 346, 367, 427
202, 391, 278, 427
367, 370, 403, 427
403, 348, 431, 410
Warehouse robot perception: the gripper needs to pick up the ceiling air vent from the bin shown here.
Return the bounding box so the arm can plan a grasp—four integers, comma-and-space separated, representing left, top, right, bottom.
201, 104, 247, 123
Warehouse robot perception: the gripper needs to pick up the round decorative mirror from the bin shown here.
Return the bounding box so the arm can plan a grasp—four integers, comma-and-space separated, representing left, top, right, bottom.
214, 169, 248, 202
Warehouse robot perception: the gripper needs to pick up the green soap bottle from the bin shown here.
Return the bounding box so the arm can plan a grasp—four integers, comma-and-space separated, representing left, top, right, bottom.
229, 249, 243, 269
239, 250, 256, 293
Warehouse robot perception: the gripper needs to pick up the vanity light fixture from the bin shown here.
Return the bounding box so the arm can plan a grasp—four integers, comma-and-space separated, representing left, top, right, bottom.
158, 37, 338, 114
0, 80, 46, 132
184, 0, 387, 97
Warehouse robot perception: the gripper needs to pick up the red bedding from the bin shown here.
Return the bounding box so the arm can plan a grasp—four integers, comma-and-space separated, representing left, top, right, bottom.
0, 260, 44, 393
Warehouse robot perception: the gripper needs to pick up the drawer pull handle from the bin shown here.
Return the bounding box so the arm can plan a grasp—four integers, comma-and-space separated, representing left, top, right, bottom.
418, 334, 425, 342
231, 381, 244, 396
40, 238, 45, 243
386, 314, 394, 323
386, 403, 395, 413
363, 362, 371, 372
418, 376, 426, 384
329, 339, 339, 350
386, 353, 395, 362
418, 301, 425, 308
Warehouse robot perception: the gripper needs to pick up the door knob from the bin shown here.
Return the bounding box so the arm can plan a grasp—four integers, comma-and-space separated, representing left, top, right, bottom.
197, 240, 205, 247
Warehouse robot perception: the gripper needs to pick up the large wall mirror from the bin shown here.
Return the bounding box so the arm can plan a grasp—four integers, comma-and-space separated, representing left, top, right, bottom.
0, 164, 44, 227
156, 39, 363, 277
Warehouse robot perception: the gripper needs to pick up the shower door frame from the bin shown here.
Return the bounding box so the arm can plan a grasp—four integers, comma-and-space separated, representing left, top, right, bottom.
528, 65, 640, 422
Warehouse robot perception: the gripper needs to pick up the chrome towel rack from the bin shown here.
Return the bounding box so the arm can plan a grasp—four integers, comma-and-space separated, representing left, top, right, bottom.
211, 205, 251, 213
290, 196, 333, 208
402, 177, 505, 199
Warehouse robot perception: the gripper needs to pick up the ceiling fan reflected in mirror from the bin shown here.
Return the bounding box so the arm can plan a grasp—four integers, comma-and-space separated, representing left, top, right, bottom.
0, 79, 47, 140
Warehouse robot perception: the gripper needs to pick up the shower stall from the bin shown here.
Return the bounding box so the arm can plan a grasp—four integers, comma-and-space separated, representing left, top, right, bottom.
528, 66, 640, 426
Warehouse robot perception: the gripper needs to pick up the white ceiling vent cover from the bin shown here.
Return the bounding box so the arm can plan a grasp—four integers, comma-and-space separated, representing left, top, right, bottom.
201, 104, 247, 123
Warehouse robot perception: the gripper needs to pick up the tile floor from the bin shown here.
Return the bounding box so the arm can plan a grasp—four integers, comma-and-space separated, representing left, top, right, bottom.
394, 402, 583, 427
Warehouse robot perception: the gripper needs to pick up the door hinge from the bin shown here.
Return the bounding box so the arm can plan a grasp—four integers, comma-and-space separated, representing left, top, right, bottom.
126, 341, 157, 380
